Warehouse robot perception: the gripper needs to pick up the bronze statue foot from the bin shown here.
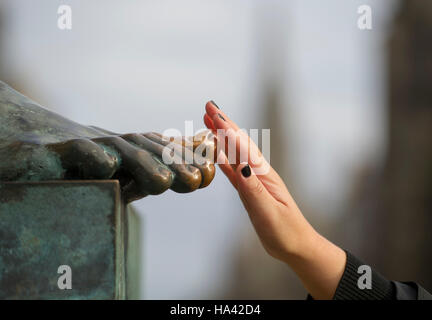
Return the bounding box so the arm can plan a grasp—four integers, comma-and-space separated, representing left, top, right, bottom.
0, 81, 215, 202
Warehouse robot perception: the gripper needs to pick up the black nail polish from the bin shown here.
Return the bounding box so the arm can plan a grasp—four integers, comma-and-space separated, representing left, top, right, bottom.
241, 165, 251, 178
218, 114, 226, 121
211, 100, 220, 109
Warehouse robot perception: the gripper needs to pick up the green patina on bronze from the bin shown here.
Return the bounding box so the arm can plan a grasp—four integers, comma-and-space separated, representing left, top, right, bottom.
0, 181, 126, 299
0, 80, 216, 202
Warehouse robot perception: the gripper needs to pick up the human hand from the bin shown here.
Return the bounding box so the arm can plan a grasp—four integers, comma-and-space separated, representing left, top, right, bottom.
203, 100, 346, 299
204, 100, 314, 261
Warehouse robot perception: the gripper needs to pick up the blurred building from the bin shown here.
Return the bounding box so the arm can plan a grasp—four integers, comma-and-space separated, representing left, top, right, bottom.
345, 0, 432, 291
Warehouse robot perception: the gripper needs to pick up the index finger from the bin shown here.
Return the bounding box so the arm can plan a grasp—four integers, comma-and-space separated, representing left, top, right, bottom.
205, 101, 240, 131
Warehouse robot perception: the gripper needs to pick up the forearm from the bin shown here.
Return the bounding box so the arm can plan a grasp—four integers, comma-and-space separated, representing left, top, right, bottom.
281, 226, 346, 300
281, 224, 430, 300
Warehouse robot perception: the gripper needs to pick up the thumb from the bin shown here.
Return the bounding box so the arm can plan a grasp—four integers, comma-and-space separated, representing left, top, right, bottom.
236, 163, 276, 217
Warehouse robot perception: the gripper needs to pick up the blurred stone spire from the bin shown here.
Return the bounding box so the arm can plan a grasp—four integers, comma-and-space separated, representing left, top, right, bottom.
346, 0, 432, 291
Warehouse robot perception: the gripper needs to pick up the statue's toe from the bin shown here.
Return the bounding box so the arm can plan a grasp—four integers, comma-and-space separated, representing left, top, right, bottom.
92, 136, 174, 200
47, 138, 119, 179
143, 132, 216, 189
47, 130, 216, 203
120, 133, 203, 193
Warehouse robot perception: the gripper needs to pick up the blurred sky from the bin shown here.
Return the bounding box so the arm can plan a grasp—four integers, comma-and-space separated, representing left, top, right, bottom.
0, 0, 399, 298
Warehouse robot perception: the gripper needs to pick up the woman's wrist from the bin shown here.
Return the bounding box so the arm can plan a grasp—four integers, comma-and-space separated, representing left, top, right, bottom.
279, 217, 347, 299
277, 208, 322, 263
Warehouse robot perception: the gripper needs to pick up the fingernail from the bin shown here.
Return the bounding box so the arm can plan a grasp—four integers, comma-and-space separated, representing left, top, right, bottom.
211, 100, 220, 109
218, 114, 226, 121
241, 164, 251, 178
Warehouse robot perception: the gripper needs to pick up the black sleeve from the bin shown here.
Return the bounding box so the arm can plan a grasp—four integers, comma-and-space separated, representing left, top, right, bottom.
307, 250, 432, 300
